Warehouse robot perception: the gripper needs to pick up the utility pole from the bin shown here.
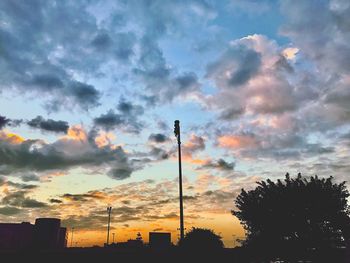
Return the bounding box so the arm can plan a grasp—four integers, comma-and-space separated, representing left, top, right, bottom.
70, 227, 74, 247
106, 206, 112, 246
174, 120, 185, 241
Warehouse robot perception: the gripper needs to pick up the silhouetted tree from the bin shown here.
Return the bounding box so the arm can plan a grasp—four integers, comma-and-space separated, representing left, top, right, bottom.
233, 173, 350, 259
179, 227, 224, 251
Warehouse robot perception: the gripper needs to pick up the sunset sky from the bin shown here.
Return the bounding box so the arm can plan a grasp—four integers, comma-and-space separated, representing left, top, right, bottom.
1, 0, 350, 248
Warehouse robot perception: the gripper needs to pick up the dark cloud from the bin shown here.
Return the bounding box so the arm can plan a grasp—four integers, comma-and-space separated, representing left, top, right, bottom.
0, 206, 21, 215
148, 133, 170, 143
0, 129, 136, 180
62, 192, 105, 202
107, 167, 133, 180
149, 147, 169, 160
93, 100, 144, 134
0, 115, 10, 129
0, 115, 22, 129
1, 191, 47, 208
207, 44, 262, 88
219, 107, 245, 120
93, 110, 124, 130
198, 158, 235, 171
49, 198, 63, 204
0, 1, 105, 111
21, 199, 47, 208
6, 181, 38, 190
68, 81, 101, 110
27, 116, 69, 133
117, 99, 144, 116
21, 173, 40, 182
91, 32, 113, 50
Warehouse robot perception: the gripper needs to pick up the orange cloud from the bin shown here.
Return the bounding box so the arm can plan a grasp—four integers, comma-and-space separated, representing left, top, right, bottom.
65, 125, 87, 141
0, 131, 25, 144
94, 131, 116, 148
282, 47, 299, 60
218, 135, 257, 149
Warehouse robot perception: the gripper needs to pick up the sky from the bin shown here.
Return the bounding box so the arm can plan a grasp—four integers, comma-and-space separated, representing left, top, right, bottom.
0, 0, 350, 248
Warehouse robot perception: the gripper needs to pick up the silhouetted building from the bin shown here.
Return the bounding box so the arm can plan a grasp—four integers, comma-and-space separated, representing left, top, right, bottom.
0, 218, 67, 250
0, 222, 34, 249
149, 232, 171, 249
58, 227, 68, 248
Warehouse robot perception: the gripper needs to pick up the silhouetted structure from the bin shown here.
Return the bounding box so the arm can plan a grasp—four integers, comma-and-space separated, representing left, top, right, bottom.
0, 222, 34, 249
149, 232, 171, 249
106, 206, 112, 246
0, 218, 67, 250
174, 120, 185, 241
233, 173, 350, 261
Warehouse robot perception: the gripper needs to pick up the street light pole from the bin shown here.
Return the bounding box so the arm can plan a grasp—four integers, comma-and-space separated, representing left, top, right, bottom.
174, 120, 185, 242
106, 206, 112, 246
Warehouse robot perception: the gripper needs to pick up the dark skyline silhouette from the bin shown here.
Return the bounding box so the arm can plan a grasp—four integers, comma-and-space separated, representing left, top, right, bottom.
1, 174, 349, 262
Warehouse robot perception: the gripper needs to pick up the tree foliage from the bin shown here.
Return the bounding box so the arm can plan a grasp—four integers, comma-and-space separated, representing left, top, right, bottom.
179, 227, 224, 250
233, 173, 350, 252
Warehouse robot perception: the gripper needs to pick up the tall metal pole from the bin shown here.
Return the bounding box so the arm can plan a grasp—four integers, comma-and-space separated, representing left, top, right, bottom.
106, 206, 112, 246
174, 120, 185, 241
70, 227, 74, 247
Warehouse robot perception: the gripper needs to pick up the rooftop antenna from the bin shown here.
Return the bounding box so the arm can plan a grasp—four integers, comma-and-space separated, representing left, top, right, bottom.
106, 206, 112, 246
174, 120, 185, 242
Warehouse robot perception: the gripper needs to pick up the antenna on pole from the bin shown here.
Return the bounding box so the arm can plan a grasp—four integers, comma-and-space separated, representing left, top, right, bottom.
174, 120, 185, 242
106, 206, 112, 246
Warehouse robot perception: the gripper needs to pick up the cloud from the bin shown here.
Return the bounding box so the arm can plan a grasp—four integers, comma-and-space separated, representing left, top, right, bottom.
134, 36, 200, 104
62, 191, 106, 202
67, 81, 101, 110
206, 43, 262, 88
93, 99, 144, 134
93, 110, 124, 131
218, 134, 258, 149
280, 0, 350, 75
148, 133, 170, 143
1, 191, 47, 208
204, 34, 302, 120
0, 206, 21, 215
20, 173, 40, 182
0, 115, 10, 129
0, 115, 22, 129
0, 1, 107, 111
27, 116, 69, 133
49, 199, 63, 204
183, 134, 206, 153
108, 168, 133, 180
198, 158, 235, 171
0, 127, 137, 180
